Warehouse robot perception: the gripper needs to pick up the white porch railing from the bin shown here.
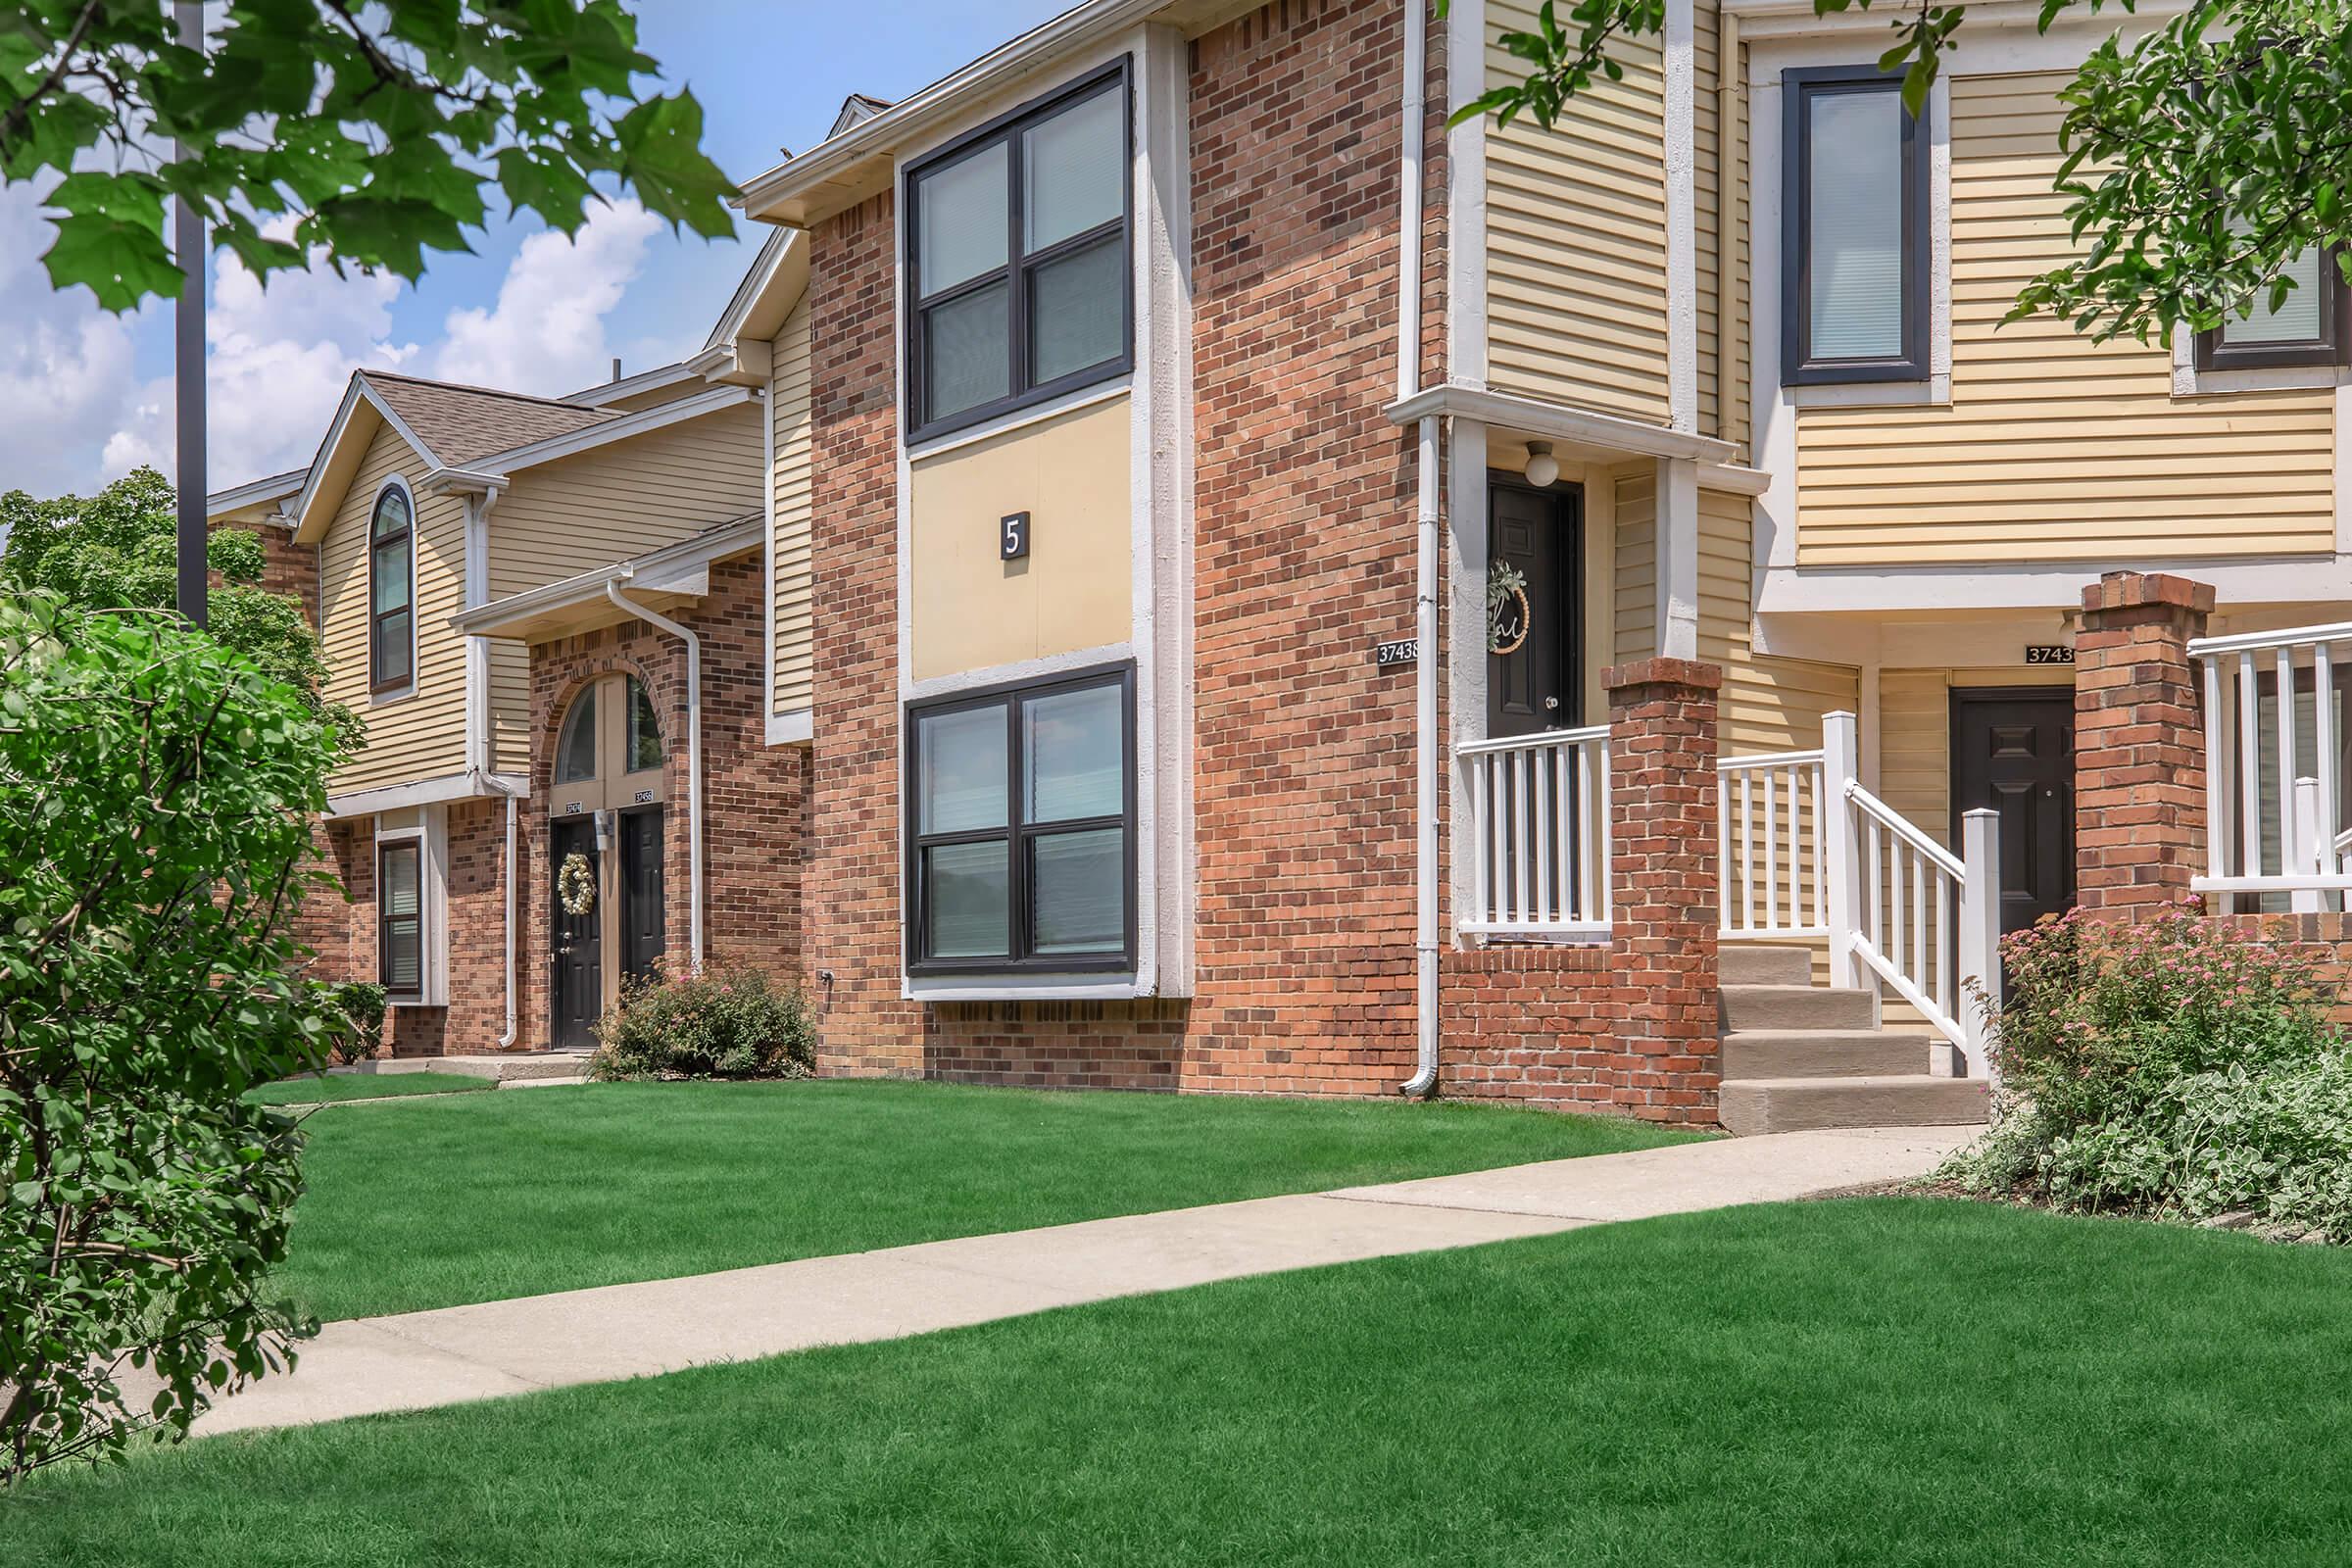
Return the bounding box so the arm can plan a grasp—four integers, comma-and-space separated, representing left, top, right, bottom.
2188, 621, 2352, 909
1719, 749, 1828, 938
1720, 712, 2003, 1078
1457, 725, 1610, 940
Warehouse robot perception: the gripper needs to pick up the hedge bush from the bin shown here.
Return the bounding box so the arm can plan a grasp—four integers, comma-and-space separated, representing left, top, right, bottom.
588, 962, 815, 1082
1947, 901, 2352, 1242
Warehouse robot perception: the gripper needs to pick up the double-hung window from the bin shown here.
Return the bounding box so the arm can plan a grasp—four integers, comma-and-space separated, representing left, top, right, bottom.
904, 61, 1133, 441
368, 485, 415, 693
906, 665, 1135, 974
377, 839, 423, 999
1783, 68, 1931, 385
2198, 247, 2351, 371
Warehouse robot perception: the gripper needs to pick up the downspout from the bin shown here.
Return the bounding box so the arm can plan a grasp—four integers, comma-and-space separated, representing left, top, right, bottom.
606, 577, 705, 972
496, 791, 518, 1048
463, 483, 519, 1050
1399, 0, 1441, 1097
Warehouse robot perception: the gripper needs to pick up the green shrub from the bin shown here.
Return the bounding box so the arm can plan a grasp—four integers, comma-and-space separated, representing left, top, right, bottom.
0, 592, 344, 1483
1947, 901, 2352, 1241
320, 981, 387, 1066
588, 962, 814, 1082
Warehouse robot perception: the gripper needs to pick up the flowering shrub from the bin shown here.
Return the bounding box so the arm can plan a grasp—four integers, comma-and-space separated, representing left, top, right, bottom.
587, 962, 815, 1082
1948, 900, 2352, 1242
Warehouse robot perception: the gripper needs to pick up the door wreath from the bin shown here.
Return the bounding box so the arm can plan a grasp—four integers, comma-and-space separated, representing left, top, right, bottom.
1487, 560, 1530, 657
558, 851, 597, 916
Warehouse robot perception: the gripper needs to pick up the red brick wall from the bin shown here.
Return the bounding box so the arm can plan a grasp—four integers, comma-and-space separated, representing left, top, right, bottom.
799, 0, 1444, 1093
2074, 570, 2214, 916
517, 551, 806, 1051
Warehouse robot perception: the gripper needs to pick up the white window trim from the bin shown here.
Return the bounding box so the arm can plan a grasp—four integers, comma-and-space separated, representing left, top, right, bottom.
373, 808, 448, 1007
368, 475, 421, 706
2170, 322, 2352, 398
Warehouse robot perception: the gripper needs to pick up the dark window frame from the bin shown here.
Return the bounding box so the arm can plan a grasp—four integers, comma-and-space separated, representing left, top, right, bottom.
2197, 251, 2352, 371
368, 483, 416, 695
1782, 66, 1932, 386
903, 662, 1138, 976
902, 58, 1135, 444
376, 838, 424, 1000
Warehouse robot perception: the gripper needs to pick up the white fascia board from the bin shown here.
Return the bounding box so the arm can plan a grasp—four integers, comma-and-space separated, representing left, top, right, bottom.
1759, 557, 2352, 616
705, 227, 792, 351
736, 0, 1230, 221
450, 516, 763, 637
560, 360, 699, 408
207, 467, 307, 517
1386, 382, 1739, 466
327, 771, 494, 820
290, 377, 445, 543
468, 385, 756, 477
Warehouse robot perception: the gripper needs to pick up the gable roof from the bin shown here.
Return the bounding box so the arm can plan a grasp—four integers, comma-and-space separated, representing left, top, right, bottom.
361, 372, 616, 468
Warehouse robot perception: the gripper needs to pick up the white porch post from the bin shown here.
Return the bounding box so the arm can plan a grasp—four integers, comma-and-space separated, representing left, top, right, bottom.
1820, 710, 1863, 991
1653, 455, 1700, 660
1958, 807, 2003, 1083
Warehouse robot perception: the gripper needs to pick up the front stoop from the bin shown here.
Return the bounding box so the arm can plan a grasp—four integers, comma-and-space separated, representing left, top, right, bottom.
1716, 944, 1988, 1135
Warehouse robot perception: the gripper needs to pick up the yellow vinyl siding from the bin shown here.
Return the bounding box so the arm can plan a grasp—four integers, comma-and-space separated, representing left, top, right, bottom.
1725, 16, 1750, 455
1695, 0, 1721, 442
1611, 466, 1656, 663
1699, 488, 1856, 755
485, 402, 765, 599
770, 295, 814, 716
1797, 73, 2335, 564
1486, 1, 1670, 424
319, 421, 468, 793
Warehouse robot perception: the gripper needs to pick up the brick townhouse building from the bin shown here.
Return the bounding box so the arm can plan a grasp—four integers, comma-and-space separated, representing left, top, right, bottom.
221, 0, 2352, 1130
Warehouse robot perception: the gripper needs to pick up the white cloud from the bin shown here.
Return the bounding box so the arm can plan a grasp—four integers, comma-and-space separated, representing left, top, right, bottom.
431, 199, 662, 396
0, 192, 672, 499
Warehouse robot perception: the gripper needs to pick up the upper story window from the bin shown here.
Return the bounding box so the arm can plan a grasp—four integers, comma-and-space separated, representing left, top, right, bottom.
368, 485, 415, 693
2198, 248, 2350, 371
1783, 69, 1930, 385
555, 676, 662, 788
905, 61, 1133, 441
906, 664, 1134, 975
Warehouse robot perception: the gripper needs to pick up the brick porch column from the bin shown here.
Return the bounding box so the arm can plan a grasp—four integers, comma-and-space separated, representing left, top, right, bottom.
2074, 570, 2215, 916
1604, 657, 1724, 1123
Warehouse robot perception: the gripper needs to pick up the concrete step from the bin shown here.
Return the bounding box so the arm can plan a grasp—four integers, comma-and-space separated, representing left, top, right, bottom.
405, 1052, 596, 1083
1718, 944, 1814, 987
1721, 1028, 1942, 1080
1719, 1075, 1989, 1136
1719, 984, 1876, 1033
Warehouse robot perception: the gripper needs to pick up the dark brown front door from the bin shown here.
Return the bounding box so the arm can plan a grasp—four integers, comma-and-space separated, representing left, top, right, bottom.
620, 807, 666, 984
1951, 688, 2075, 936
551, 816, 603, 1049
1487, 476, 1582, 737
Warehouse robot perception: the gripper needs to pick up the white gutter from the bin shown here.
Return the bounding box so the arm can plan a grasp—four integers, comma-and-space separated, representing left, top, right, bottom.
606, 578, 705, 972
1400, 0, 1440, 1098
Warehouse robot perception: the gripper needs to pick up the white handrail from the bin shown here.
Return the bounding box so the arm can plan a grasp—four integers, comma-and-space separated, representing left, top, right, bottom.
1849, 783, 1965, 880
1458, 726, 1610, 940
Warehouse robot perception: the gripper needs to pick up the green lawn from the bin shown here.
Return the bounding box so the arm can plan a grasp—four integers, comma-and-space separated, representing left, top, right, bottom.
17, 1200, 2347, 1566
243, 1071, 494, 1107
269, 1080, 1695, 1320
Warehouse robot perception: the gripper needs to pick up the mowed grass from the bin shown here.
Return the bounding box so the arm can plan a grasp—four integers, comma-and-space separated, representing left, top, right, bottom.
19, 1199, 2351, 1567
270, 1079, 1697, 1320
243, 1071, 493, 1107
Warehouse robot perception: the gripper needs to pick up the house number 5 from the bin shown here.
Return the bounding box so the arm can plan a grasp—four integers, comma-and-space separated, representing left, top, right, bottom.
1000, 512, 1031, 561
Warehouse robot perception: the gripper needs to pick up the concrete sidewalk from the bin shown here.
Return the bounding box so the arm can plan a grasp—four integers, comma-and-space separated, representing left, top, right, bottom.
184, 1123, 1977, 1436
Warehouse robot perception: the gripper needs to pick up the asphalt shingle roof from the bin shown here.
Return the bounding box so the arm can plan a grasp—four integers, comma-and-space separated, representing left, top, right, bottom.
361, 371, 617, 468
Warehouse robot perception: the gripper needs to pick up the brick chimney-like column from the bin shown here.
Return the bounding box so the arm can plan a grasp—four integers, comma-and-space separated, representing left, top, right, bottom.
1604, 658, 1724, 1123
2074, 570, 2215, 916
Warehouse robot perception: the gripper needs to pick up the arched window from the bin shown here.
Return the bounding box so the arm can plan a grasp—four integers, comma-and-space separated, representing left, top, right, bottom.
368, 485, 415, 692
625, 676, 662, 772
555, 689, 598, 784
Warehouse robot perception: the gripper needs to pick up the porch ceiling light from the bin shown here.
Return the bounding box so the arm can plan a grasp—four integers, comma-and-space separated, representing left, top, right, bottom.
1523, 441, 1558, 489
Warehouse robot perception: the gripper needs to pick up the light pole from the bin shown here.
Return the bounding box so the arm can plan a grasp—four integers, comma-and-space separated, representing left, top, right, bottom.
172, 0, 206, 628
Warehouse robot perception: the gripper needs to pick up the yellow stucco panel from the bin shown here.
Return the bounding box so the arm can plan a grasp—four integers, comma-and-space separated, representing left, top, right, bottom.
907, 396, 1133, 682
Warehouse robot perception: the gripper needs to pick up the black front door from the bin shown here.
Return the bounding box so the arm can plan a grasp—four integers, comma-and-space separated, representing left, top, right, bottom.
551, 816, 603, 1049
1487, 477, 1582, 737
1951, 688, 2075, 936
620, 807, 666, 984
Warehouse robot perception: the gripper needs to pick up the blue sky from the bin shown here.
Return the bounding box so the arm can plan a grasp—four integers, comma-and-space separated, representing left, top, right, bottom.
1, 1, 1071, 499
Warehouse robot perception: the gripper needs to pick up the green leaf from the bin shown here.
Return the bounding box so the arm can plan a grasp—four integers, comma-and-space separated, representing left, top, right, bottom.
41, 216, 181, 314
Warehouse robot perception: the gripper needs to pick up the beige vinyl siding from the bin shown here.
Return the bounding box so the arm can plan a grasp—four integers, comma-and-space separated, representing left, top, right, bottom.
1724, 15, 1750, 455
485, 402, 765, 599
1694, 0, 1721, 442
1611, 466, 1656, 663
1699, 488, 1856, 756
1486, 1, 1670, 424
1797, 73, 2335, 564
488, 639, 529, 774
770, 296, 814, 716
319, 420, 468, 793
